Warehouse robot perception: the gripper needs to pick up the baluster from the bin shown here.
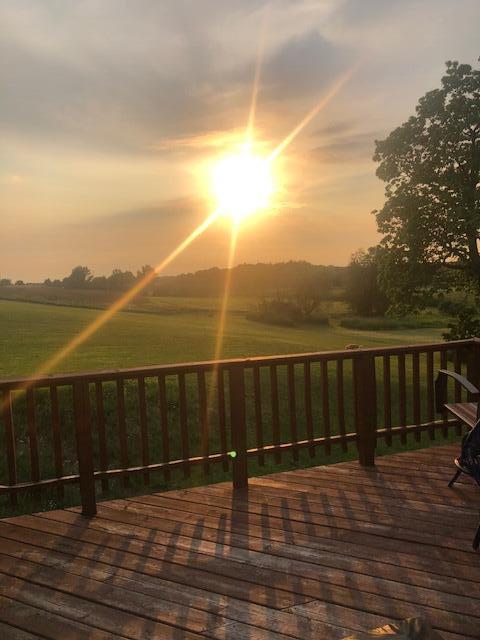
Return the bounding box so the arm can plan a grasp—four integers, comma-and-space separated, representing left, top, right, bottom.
198, 370, 209, 476
73, 380, 96, 516
440, 350, 448, 437
95, 382, 109, 492
383, 356, 392, 446
116, 379, 129, 487
178, 373, 190, 478
26, 388, 40, 498
353, 353, 377, 466
426, 351, 435, 440
2, 390, 17, 506
336, 359, 347, 452
50, 384, 64, 501
217, 368, 229, 472
453, 349, 462, 435
270, 365, 281, 463
412, 352, 421, 442
158, 374, 171, 482
321, 360, 331, 455
253, 365, 265, 466
304, 361, 314, 457
137, 376, 150, 485
287, 363, 299, 463
229, 364, 248, 490
398, 353, 407, 444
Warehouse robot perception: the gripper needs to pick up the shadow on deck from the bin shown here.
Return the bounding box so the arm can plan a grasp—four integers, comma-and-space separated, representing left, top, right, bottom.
0, 443, 478, 639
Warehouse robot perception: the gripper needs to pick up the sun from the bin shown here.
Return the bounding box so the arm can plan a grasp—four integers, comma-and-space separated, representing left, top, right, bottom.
211, 147, 274, 224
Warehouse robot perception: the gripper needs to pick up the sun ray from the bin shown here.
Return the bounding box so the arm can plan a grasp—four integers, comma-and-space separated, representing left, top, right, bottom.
4, 208, 221, 402
245, 7, 268, 146
268, 62, 361, 162
213, 223, 240, 365
207, 14, 268, 407
206, 222, 240, 420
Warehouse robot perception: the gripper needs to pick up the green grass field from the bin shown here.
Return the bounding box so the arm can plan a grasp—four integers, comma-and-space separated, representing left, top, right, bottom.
0, 298, 447, 378
0, 297, 460, 518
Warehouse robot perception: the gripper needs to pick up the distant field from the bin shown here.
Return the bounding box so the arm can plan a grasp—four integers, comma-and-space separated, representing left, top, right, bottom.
0, 285, 257, 315
0, 298, 447, 378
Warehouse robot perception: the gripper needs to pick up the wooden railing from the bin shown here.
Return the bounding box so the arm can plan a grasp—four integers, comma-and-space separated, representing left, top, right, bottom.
1, 338, 479, 516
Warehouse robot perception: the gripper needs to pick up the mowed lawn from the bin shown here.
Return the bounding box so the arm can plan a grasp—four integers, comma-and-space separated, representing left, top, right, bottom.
0, 299, 446, 378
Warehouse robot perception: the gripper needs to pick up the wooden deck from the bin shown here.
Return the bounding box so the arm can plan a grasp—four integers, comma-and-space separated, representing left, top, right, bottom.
0, 443, 478, 640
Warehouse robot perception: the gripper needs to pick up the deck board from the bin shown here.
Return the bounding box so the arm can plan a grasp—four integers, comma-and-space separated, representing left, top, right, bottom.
0, 444, 479, 639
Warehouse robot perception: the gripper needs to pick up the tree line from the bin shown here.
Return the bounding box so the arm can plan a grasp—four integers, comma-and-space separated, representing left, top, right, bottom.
38, 262, 347, 299
42, 265, 155, 292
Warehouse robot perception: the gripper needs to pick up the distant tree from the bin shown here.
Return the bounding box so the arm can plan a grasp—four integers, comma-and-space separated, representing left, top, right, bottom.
14, 280, 25, 286
293, 277, 329, 320
107, 269, 136, 291
44, 278, 52, 286
345, 247, 389, 316
373, 60, 480, 319
136, 264, 155, 280
0, 278, 12, 286
63, 266, 93, 289
136, 264, 156, 295
90, 276, 109, 290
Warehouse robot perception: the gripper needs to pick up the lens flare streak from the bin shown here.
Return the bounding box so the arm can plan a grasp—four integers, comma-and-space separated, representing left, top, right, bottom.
10, 208, 221, 394
268, 63, 360, 162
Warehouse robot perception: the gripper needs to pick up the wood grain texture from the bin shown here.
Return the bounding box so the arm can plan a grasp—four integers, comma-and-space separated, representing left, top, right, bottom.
0, 443, 478, 639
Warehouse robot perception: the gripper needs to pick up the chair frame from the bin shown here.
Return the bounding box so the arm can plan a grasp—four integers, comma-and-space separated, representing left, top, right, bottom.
435, 369, 480, 550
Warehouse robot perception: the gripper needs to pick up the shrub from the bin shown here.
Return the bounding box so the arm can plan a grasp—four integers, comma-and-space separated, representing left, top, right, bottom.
340, 316, 446, 331
247, 298, 329, 327
247, 299, 299, 326
442, 307, 480, 341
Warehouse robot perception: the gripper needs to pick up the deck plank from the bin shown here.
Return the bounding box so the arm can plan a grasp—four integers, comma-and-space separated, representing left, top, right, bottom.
0, 443, 479, 639
26, 509, 480, 613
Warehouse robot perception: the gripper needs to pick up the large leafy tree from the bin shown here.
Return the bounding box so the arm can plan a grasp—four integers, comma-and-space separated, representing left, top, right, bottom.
373, 60, 480, 313
345, 247, 389, 316
62, 265, 93, 289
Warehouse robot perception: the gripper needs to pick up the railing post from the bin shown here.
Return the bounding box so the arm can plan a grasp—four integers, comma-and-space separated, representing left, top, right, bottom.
466, 339, 480, 402
229, 363, 248, 491
353, 352, 377, 467
73, 380, 97, 516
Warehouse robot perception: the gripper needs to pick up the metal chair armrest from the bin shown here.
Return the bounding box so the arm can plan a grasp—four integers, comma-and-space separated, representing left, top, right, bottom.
437, 369, 480, 395
435, 369, 480, 413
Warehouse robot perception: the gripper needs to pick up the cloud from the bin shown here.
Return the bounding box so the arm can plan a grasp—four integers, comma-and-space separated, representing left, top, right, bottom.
0, 3, 245, 154
0, 2, 352, 159
310, 119, 358, 138
261, 29, 351, 99
311, 131, 378, 164
333, 0, 416, 27
88, 197, 204, 227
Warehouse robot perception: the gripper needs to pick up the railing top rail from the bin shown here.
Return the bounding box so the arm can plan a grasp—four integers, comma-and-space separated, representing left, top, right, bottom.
0, 338, 476, 391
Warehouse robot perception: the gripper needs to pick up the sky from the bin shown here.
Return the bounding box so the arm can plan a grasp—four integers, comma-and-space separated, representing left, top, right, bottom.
1, 0, 479, 282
